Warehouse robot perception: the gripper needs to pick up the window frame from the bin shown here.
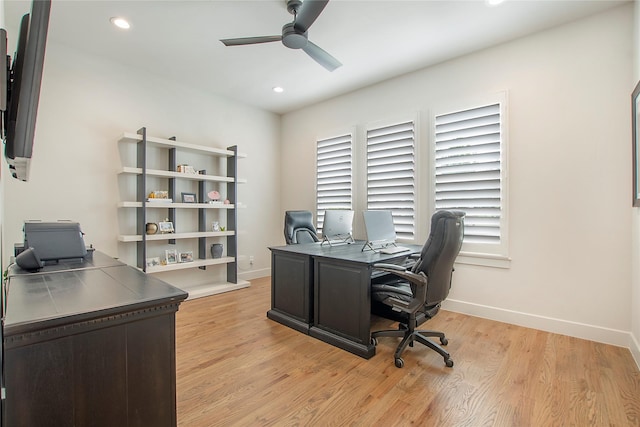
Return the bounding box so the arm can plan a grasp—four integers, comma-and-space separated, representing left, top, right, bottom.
431, 93, 510, 267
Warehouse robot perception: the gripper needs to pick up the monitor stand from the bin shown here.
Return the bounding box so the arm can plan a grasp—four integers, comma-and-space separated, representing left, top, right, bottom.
321, 233, 354, 246
361, 241, 397, 252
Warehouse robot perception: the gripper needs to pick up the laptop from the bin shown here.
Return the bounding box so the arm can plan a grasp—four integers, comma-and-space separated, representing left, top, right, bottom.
362, 210, 410, 253
321, 210, 354, 245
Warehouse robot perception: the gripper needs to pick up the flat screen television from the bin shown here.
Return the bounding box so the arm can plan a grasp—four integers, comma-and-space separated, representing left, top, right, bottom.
1, 0, 51, 182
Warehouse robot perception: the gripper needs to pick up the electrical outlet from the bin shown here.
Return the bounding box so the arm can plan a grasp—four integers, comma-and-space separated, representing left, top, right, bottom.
249, 256, 254, 265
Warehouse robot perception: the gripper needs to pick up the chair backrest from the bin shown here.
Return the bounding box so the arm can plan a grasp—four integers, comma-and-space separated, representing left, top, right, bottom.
284, 210, 320, 244
411, 210, 465, 306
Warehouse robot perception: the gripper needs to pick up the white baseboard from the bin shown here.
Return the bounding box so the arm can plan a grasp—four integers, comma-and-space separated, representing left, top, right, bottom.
184, 280, 250, 300
630, 332, 640, 370
239, 267, 271, 281
443, 299, 632, 349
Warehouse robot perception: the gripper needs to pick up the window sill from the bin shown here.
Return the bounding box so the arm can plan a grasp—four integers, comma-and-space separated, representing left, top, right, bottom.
456, 251, 511, 269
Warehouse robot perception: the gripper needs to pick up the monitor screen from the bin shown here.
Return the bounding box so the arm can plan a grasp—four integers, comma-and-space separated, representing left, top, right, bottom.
2, 0, 51, 181
322, 210, 354, 238
363, 210, 397, 245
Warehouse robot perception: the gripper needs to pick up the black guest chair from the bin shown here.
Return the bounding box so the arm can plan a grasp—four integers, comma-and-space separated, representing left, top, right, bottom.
284, 210, 320, 244
371, 210, 465, 368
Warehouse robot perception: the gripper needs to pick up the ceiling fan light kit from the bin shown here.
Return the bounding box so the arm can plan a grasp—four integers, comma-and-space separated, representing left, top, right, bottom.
220, 0, 342, 72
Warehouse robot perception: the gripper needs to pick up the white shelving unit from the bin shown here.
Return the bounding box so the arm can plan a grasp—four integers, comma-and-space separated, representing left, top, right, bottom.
117, 127, 249, 298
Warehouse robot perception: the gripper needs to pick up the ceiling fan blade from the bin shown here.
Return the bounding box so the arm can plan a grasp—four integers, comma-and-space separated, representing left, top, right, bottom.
302, 41, 342, 72
294, 0, 329, 33
220, 35, 282, 46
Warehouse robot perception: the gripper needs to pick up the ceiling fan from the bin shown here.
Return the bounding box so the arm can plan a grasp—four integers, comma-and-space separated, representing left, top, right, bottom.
220, 0, 342, 72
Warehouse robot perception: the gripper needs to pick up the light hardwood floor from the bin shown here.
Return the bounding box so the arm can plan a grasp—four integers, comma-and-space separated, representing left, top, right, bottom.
176, 277, 640, 426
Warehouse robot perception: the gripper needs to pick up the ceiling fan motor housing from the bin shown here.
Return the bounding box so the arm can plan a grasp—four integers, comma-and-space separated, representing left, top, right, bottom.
282, 22, 308, 49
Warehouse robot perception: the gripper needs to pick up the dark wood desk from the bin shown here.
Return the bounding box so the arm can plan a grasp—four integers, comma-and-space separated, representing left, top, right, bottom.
268, 242, 421, 358
2, 251, 188, 427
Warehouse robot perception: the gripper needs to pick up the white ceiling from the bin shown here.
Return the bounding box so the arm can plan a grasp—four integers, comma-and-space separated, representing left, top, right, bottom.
2, 0, 629, 114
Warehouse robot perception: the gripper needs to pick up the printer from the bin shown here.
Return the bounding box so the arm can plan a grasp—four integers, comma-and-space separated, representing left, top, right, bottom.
15, 221, 88, 271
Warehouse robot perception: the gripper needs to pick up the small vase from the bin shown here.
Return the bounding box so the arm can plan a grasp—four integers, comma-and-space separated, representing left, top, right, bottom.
146, 223, 158, 235
210, 243, 223, 259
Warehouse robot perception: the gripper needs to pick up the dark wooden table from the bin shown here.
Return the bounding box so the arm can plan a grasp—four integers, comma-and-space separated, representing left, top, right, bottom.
268, 242, 421, 358
2, 251, 188, 427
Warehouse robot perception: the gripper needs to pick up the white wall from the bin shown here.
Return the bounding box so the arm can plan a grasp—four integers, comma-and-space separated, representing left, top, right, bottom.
1, 41, 281, 286
631, 0, 640, 367
281, 4, 635, 347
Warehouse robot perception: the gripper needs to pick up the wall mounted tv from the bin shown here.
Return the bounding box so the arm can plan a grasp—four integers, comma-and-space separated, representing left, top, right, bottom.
1, 0, 51, 182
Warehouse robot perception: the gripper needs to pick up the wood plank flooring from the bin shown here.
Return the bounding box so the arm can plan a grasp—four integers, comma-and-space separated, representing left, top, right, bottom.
176, 277, 640, 426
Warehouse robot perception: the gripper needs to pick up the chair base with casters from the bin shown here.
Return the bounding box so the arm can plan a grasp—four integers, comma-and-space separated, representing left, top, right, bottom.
371, 303, 453, 369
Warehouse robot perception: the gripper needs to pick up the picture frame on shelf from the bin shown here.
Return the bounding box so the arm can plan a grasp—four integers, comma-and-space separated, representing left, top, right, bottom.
633, 79, 640, 207
177, 164, 197, 174
181, 192, 197, 203
179, 251, 194, 263
158, 221, 175, 233
165, 249, 178, 264
146, 257, 161, 268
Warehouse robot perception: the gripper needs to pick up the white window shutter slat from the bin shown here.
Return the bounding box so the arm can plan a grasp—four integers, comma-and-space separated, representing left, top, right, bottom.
367, 120, 416, 240
317, 134, 353, 231
435, 103, 502, 245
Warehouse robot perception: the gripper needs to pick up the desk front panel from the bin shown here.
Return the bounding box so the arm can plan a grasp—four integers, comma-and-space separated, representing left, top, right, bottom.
311, 257, 375, 358
268, 250, 313, 333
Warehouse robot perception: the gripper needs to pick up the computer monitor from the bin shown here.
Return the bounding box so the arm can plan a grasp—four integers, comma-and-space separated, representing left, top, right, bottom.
362, 210, 397, 251
321, 210, 354, 245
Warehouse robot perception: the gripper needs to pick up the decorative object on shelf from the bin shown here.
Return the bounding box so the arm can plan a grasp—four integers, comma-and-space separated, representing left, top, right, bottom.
212, 221, 220, 232
146, 222, 158, 235
148, 190, 169, 200
224, 199, 231, 204
165, 249, 178, 264
210, 243, 223, 259
146, 257, 161, 267
220, 226, 226, 231
158, 220, 175, 234
208, 190, 220, 202
179, 251, 194, 263
181, 192, 197, 203
177, 164, 197, 174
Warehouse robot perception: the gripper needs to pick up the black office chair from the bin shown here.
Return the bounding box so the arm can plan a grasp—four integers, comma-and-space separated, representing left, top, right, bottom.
284, 210, 320, 244
371, 210, 465, 368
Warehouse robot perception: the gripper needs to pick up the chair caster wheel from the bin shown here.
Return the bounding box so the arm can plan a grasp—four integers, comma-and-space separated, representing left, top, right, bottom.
441, 337, 448, 346
395, 358, 404, 368
371, 337, 378, 346
445, 358, 454, 367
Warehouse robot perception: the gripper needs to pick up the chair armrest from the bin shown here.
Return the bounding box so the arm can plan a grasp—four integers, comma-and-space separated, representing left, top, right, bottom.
373, 262, 407, 272
373, 263, 427, 287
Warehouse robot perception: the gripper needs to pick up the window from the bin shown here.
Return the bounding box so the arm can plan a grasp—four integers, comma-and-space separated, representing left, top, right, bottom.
434, 102, 507, 259
366, 120, 415, 240
316, 134, 352, 232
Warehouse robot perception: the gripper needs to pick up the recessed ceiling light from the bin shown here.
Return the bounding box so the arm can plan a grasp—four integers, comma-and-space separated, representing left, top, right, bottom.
273, 86, 284, 93
486, 0, 506, 6
110, 17, 130, 30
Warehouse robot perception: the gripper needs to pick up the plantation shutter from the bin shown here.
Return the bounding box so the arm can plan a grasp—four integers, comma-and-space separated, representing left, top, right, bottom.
434, 103, 502, 244
366, 121, 415, 240
316, 134, 352, 232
